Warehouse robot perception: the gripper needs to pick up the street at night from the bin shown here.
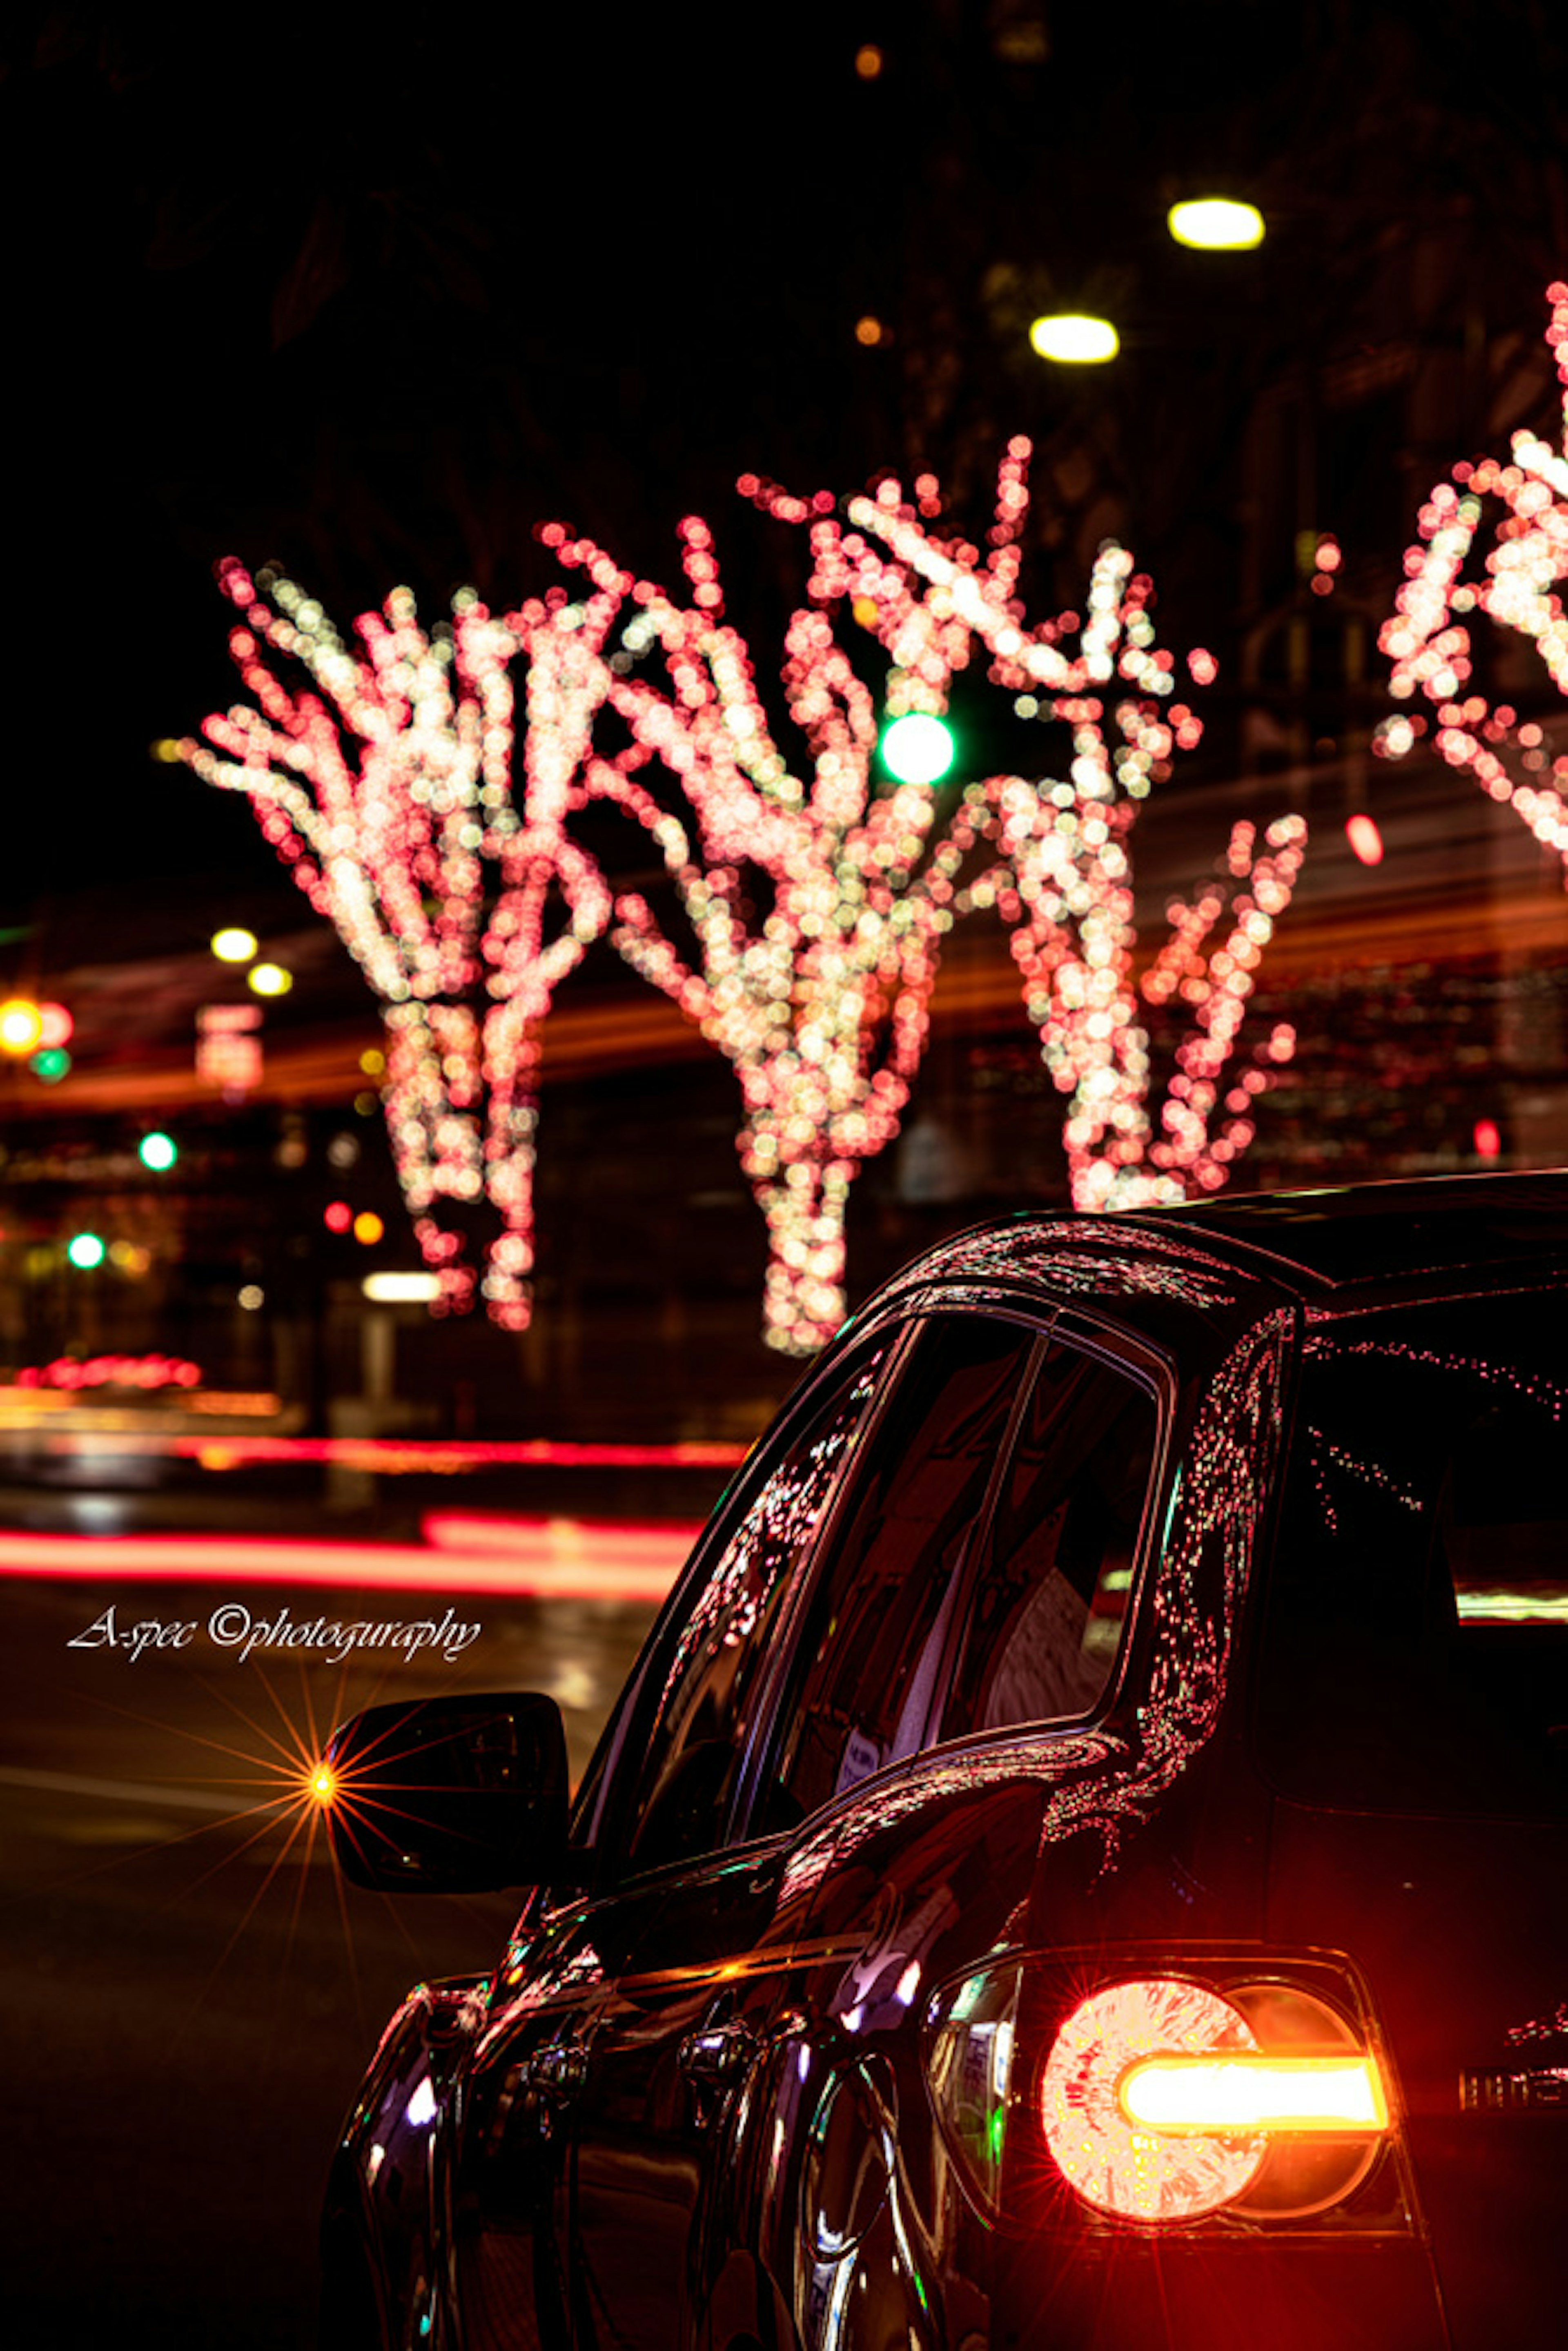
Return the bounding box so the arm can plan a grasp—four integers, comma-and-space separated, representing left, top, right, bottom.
9, 7, 1568, 2347
1, 1498, 681, 2347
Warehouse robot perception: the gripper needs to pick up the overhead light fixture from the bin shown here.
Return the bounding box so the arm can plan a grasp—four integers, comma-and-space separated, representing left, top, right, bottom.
1028, 313, 1119, 363
1167, 197, 1265, 251
362, 1271, 442, 1303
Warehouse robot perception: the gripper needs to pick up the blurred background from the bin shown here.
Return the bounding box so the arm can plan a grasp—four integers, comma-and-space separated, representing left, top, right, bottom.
7, 3, 1568, 2341
7, 2, 1568, 1447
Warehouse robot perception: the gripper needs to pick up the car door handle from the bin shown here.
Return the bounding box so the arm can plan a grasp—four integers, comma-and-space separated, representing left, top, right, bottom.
677, 2021, 757, 2089
524, 2039, 589, 2101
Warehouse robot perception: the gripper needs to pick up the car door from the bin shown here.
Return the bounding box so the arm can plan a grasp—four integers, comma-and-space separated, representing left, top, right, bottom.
450, 1327, 901, 2351
560, 1310, 1046, 2351
736, 1316, 1171, 2351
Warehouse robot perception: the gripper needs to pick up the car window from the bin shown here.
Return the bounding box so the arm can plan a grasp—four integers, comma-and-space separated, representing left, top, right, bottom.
751, 1315, 1041, 1832
1258, 1292, 1568, 1816
940, 1336, 1160, 1739
612, 1338, 894, 1876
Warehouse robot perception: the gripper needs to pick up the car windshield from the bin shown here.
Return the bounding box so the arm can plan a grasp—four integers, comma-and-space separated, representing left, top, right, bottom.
1258, 1283, 1568, 1815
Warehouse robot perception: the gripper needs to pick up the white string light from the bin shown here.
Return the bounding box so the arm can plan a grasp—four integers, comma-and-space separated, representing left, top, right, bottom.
1379, 281, 1568, 874
183, 566, 616, 1326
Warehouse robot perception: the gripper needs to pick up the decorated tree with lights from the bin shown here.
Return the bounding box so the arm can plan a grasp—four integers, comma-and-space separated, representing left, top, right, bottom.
542, 506, 994, 1355
1379, 281, 1568, 873
546, 448, 1305, 1354
182, 564, 615, 1326
768, 442, 1308, 1210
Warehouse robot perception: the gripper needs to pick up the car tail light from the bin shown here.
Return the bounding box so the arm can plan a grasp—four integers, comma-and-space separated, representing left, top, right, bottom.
926, 1949, 1408, 2235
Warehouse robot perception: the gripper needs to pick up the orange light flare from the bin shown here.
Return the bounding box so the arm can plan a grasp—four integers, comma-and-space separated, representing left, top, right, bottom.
45, 1664, 461, 2018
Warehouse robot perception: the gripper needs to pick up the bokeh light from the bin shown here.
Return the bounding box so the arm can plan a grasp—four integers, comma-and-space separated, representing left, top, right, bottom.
1167, 197, 1265, 251
880, 711, 956, 785
1029, 313, 1119, 363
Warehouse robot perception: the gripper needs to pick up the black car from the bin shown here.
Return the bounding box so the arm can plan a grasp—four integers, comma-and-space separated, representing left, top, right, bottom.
320, 1172, 1568, 2351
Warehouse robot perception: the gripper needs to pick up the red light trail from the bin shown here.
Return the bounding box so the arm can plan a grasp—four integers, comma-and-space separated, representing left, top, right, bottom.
0, 1517, 700, 1601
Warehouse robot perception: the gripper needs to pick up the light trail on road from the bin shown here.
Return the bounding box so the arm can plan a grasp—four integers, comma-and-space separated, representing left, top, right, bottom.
0, 1517, 701, 1600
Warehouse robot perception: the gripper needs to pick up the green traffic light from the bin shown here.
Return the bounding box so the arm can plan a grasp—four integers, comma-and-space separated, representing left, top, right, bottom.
138, 1132, 178, 1172
67, 1233, 106, 1270
879, 711, 956, 787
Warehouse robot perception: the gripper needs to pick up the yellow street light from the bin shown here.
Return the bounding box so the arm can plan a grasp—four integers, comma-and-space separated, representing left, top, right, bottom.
1167, 197, 1265, 251
0, 998, 44, 1056
1029, 313, 1119, 363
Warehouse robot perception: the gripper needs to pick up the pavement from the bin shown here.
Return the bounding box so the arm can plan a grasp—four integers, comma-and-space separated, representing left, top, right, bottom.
0, 1460, 716, 2347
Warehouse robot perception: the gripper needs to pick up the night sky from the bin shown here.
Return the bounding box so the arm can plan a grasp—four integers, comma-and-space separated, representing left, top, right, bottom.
9, 3, 1568, 921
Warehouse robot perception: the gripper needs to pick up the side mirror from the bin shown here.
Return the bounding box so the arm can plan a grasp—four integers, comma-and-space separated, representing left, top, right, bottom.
323, 1692, 570, 1893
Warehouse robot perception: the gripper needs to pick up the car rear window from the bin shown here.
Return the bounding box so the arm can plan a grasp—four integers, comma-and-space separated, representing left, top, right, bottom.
1257, 1288, 1568, 1815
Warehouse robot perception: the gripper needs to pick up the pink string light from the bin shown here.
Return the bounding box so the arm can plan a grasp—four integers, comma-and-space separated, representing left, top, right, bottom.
545, 502, 992, 1355
183, 566, 616, 1326
790, 446, 1307, 1210
1379, 281, 1568, 874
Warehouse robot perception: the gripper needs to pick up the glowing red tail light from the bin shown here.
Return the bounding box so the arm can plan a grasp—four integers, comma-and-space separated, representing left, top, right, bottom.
1119, 2051, 1388, 2134
925, 1953, 1402, 2233
1042, 1974, 1392, 2222
1040, 1978, 1267, 2220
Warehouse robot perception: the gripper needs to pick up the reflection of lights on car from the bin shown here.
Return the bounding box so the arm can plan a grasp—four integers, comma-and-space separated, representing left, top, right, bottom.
404, 2076, 437, 2129
1028, 312, 1119, 363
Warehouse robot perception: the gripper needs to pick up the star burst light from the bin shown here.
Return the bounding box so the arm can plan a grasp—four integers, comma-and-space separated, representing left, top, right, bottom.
1378, 281, 1568, 877
776, 442, 1307, 1210
183, 566, 615, 1325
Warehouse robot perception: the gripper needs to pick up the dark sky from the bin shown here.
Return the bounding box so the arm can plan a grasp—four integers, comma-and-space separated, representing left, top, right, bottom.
9, 3, 1568, 926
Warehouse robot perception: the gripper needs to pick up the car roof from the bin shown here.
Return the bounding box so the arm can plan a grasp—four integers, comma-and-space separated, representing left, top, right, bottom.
1116, 1168, 1568, 1293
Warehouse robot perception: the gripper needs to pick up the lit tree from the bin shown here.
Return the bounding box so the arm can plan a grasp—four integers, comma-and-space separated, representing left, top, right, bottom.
543, 508, 987, 1355
1379, 281, 1568, 873
181, 563, 615, 1326
773, 443, 1308, 1209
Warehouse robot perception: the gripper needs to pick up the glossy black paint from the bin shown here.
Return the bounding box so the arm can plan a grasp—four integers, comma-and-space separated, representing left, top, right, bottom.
323, 1174, 1568, 2351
